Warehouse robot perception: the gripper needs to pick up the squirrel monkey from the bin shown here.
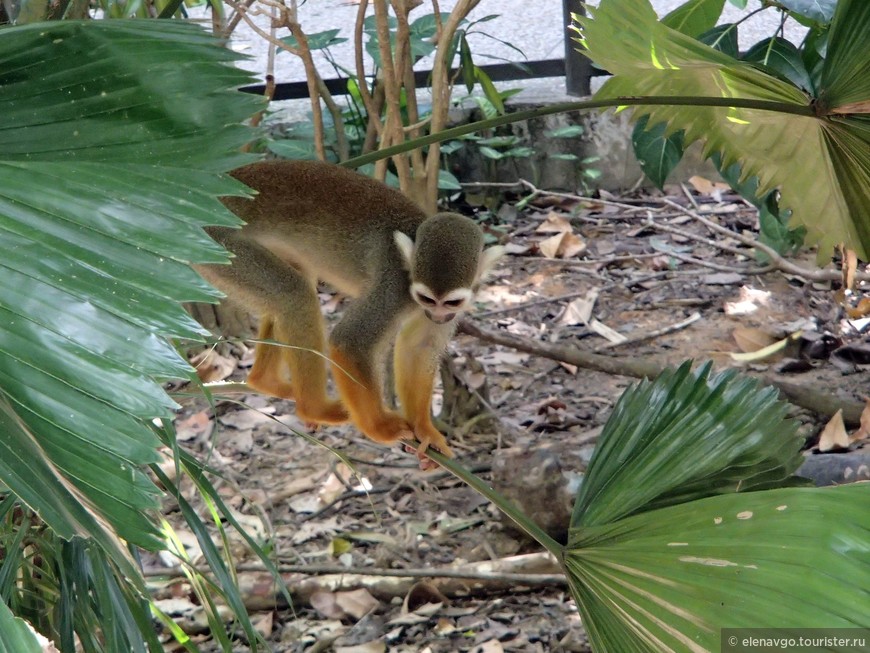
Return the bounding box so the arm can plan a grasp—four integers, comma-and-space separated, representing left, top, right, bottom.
197, 160, 504, 459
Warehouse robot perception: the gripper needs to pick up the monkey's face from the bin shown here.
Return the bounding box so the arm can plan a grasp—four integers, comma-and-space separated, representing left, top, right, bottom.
411, 283, 474, 324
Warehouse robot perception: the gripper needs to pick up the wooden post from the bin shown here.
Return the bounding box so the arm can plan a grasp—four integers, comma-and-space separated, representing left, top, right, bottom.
562, 0, 592, 96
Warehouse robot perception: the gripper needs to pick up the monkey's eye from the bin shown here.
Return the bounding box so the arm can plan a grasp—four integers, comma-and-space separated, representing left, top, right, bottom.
444, 299, 464, 308
416, 292, 437, 306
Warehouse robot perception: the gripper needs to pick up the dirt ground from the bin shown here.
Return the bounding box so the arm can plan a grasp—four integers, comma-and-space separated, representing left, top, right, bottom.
157, 182, 869, 652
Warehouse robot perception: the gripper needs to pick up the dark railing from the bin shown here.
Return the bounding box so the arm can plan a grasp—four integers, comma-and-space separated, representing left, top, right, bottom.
240, 0, 593, 101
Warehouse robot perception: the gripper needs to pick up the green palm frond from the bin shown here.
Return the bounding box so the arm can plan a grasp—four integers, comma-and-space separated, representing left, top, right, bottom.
0, 19, 262, 565
577, 0, 870, 259
563, 362, 869, 652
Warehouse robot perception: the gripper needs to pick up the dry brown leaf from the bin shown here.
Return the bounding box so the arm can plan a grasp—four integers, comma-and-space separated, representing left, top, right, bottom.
483, 351, 530, 366
289, 516, 341, 544
433, 618, 457, 636
535, 211, 573, 233
335, 588, 380, 620
219, 408, 274, 430
539, 231, 587, 259
175, 411, 214, 442
560, 232, 587, 257
224, 427, 254, 454
724, 286, 771, 316
648, 254, 674, 270
504, 242, 532, 255
842, 247, 858, 290
818, 409, 850, 452
403, 582, 450, 614
310, 591, 344, 619
538, 232, 566, 258
558, 291, 597, 326
335, 642, 386, 653
190, 348, 236, 383
318, 469, 351, 505
473, 640, 505, 653
688, 175, 729, 196
732, 327, 778, 353
845, 297, 870, 319
288, 492, 325, 514
589, 318, 627, 344
463, 369, 487, 391
702, 272, 743, 285
850, 398, 870, 444
253, 612, 273, 637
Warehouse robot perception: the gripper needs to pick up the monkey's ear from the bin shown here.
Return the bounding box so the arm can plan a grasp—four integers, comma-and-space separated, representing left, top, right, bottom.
477, 245, 505, 280
394, 231, 415, 270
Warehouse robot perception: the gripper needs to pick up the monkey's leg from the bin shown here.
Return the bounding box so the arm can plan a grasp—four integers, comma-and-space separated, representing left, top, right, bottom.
329, 271, 415, 446
197, 234, 347, 424
275, 299, 349, 426
247, 317, 294, 399
394, 311, 455, 458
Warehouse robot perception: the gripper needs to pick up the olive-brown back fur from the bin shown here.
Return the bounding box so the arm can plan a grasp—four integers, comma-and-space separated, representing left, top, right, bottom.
218, 160, 428, 295
218, 160, 484, 298
224, 160, 426, 233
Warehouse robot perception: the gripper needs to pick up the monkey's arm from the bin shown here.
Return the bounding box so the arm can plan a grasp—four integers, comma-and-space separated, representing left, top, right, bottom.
329, 269, 416, 447
393, 311, 455, 458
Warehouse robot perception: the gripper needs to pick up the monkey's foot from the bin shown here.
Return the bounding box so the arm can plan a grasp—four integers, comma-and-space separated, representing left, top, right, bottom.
296, 398, 350, 425
360, 411, 415, 445
246, 374, 295, 400
403, 425, 453, 471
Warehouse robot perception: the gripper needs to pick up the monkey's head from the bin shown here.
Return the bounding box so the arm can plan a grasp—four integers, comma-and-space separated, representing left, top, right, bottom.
394, 213, 505, 324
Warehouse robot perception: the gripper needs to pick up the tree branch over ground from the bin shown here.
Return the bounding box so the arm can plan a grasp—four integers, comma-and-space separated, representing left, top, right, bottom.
459, 320, 866, 426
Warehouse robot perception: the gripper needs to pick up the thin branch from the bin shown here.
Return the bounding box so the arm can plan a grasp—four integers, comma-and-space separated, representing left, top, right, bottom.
661, 198, 870, 283
222, 0, 256, 38
354, 0, 384, 143
459, 319, 866, 425
251, 565, 566, 586
461, 178, 658, 212
391, 0, 427, 197
476, 289, 600, 318
644, 211, 750, 258
373, 0, 412, 185
594, 312, 701, 351
665, 249, 773, 275
144, 553, 565, 585
285, 4, 327, 161
316, 74, 350, 161
224, 0, 326, 160
424, 0, 482, 209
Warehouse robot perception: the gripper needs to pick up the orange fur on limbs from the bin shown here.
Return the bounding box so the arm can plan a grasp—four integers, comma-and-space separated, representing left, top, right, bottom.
197, 160, 503, 463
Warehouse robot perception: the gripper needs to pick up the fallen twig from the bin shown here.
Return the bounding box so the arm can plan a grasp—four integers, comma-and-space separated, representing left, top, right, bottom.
662, 198, 870, 283
595, 312, 702, 351
664, 249, 773, 274
476, 290, 598, 318
644, 211, 751, 258
146, 552, 565, 615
